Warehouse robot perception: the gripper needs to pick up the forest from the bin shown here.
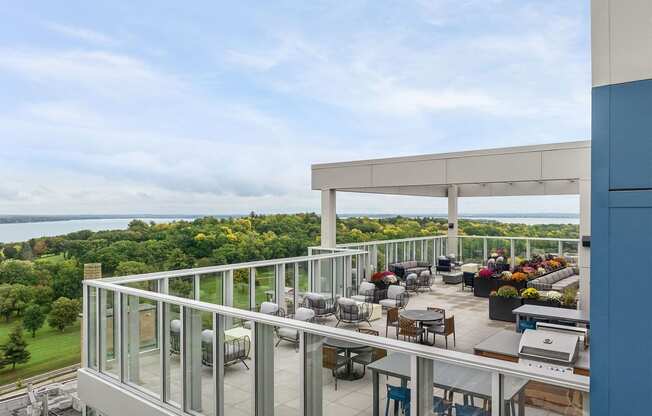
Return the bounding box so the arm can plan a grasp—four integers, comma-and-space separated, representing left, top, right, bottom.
0, 213, 578, 384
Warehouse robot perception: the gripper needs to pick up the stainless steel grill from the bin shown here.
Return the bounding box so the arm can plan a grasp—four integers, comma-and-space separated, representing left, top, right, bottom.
518, 329, 579, 366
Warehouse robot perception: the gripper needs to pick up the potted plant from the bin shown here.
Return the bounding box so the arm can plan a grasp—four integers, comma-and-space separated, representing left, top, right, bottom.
560, 287, 578, 309
521, 287, 550, 306
473, 267, 496, 298
489, 285, 523, 322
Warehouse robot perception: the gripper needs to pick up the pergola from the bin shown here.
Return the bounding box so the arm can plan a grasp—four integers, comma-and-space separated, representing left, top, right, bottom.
311, 140, 592, 311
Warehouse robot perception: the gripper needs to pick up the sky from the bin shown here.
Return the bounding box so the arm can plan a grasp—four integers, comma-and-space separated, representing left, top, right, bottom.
0, 1, 590, 216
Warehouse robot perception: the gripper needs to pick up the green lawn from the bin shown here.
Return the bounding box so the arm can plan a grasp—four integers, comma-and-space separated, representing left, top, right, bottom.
0, 319, 81, 386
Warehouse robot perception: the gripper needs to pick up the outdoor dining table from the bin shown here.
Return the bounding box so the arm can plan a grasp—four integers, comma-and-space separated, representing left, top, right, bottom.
367, 353, 528, 416
323, 337, 369, 380
399, 309, 444, 344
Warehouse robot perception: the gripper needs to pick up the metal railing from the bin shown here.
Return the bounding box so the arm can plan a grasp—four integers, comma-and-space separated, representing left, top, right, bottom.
81, 238, 588, 416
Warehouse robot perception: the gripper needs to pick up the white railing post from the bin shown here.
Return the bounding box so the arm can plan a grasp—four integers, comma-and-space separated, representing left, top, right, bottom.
558, 240, 563, 256
526, 239, 531, 260
491, 372, 503, 416
483, 238, 488, 261
510, 239, 516, 269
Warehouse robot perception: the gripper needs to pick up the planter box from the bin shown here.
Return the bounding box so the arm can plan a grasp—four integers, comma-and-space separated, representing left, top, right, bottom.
495, 279, 527, 293
489, 296, 523, 322
473, 277, 496, 298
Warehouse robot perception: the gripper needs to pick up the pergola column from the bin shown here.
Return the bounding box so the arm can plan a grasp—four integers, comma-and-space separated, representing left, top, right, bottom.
320, 189, 337, 248
579, 178, 591, 313
447, 185, 459, 257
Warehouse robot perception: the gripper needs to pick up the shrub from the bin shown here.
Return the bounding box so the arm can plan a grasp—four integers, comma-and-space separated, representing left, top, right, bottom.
493, 285, 519, 298
500, 271, 512, 280
511, 272, 528, 282
521, 288, 540, 299
561, 287, 578, 307
478, 268, 493, 278
543, 291, 562, 304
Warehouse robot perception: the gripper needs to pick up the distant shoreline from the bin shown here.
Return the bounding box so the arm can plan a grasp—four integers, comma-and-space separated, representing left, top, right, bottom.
0, 213, 579, 225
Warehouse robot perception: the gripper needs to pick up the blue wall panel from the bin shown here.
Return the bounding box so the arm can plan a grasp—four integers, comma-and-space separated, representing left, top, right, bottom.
593, 78, 652, 415
609, 79, 652, 190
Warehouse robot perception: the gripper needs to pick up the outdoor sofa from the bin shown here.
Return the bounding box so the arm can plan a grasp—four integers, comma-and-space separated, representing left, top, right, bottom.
527, 266, 580, 292
388, 261, 431, 279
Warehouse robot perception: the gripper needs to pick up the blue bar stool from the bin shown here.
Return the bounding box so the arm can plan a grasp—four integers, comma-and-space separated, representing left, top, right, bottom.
385, 385, 410, 415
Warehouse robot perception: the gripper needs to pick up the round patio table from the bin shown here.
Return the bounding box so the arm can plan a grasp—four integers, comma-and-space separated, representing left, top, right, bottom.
399, 309, 444, 344
324, 337, 369, 380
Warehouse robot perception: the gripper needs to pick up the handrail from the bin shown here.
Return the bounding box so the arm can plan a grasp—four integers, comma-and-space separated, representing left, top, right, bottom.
458, 235, 579, 242
85, 278, 589, 392
102, 249, 366, 284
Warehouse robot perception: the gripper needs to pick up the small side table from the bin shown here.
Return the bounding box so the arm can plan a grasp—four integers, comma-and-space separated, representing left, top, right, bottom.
440, 271, 463, 284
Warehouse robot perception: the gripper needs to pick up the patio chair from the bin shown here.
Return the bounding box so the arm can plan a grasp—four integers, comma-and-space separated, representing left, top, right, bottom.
453, 403, 490, 416
398, 316, 425, 343
427, 316, 456, 349
335, 297, 371, 327
322, 345, 348, 391
243, 301, 284, 329
275, 307, 315, 351
379, 285, 408, 309
386, 307, 400, 338
201, 329, 251, 370
403, 273, 419, 295
351, 281, 382, 303
423, 307, 445, 345
351, 330, 386, 376
170, 319, 181, 355
436, 256, 452, 274
302, 293, 337, 320
416, 271, 432, 292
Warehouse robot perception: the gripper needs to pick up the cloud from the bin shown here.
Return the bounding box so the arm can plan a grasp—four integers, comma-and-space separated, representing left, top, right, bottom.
46, 23, 117, 46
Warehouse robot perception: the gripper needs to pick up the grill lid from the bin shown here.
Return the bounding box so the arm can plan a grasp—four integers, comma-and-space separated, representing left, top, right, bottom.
518, 329, 579, 365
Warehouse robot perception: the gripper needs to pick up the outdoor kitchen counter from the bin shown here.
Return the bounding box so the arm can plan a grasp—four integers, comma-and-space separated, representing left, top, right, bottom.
473, 330, 590, 376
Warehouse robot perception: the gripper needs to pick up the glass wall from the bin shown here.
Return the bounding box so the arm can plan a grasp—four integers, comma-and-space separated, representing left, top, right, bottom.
184, 308, 215, 415
169, 276, 194, 299
199, 272, 224, 305
232, 269, 250, 312
254, 265, 275, 308
88, 286, 98, 370
164, 302, 182, 407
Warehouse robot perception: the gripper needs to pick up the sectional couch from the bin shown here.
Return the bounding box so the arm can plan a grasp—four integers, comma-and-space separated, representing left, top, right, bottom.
527, 266, 580, 292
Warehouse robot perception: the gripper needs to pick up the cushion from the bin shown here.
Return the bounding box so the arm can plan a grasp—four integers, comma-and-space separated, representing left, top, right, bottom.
225, 341, 247, 357
351, 295, 367, 302
277, 327, 298, 339
406, 273, 417, 281
420, 270, 431, 277
359, 281, 376, 292
260, 302, 279, 315
170, 319, 181, 333
552, 275, 580, 291
461, 263, 479, 273
201, 329, 214, 344
379, 299, 398, 308
294, 307, 315, 321
387, 285, 405, 298
305, 292, 324, 301
337, 297, 357, 306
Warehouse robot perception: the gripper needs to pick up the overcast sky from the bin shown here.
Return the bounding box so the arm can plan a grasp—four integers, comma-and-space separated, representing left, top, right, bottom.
0, 1, 589, 215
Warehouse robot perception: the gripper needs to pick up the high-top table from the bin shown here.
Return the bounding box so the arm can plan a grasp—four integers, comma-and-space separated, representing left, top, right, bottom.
367, 353, 528, 416
323, 338, 368, 380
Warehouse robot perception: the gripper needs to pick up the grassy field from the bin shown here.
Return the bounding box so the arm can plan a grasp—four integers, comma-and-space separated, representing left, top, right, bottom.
0, 319, 81, 386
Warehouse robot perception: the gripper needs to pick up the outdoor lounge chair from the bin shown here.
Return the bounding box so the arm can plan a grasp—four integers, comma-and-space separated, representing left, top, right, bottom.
201, 329, 251, 369
244, 301, 284, 329
335, 297, 371, 327
350, 281, 384, 303
275, 307, 315, 351
302, 293, 337, 319
379, 285, 408, 309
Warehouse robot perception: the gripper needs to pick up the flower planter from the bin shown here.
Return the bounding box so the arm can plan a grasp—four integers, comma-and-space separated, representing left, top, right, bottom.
489, 296, 523, 322
496, 279, 527, 293
473, 277, 496, 298
522, 298, 577, 309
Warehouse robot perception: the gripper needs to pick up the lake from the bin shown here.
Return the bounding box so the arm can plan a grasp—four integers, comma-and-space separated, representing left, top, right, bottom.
0, 218, 192, 243
0, 215, 578, 244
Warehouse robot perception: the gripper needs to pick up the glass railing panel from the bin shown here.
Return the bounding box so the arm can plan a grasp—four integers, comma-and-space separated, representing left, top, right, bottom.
169, 276, 194, 299
487, 238, 511, 260
273, 321, 300, 416
297, 261, 309, 307
461, 237, 484, 263
254, 265, 275, 308
233, 268, 250, 312
124, 294, 160, 398
124, 279, 160, 292
376, 243, 387, 273
284, 263, 297, 315
529, 239, 558, 258
319, 334, 379, 415
514, 239, 528, 265
562, 241, 580, 265
223, 318, 253, 415
99, 288, 118, 379
319, 258, 334, 299
199, 272, 223, 305
164, 302, 182, 408
502, 375, 589, 415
